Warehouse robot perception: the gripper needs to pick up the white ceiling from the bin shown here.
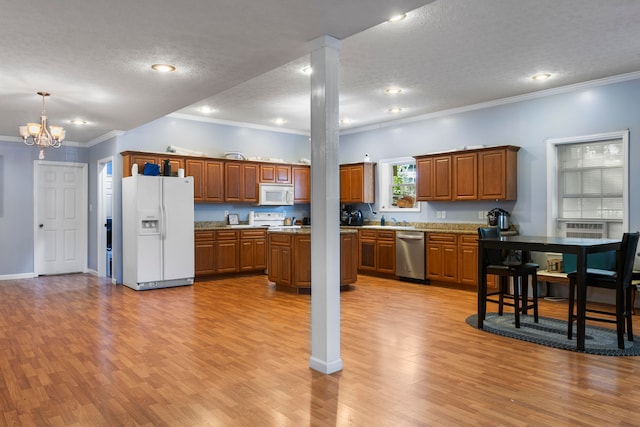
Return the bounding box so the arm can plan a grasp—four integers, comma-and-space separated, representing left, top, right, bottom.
3, 0, 640, 145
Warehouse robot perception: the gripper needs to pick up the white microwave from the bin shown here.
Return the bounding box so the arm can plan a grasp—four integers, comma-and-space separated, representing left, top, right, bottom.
258, 183, 294, 206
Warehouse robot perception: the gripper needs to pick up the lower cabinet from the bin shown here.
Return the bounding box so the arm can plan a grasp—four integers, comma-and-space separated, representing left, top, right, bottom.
194, 231, 216, 276
239, 229, 267, 272
458, 235, 478, 286
427, 232, 498, 289
215, 230, 239, 274
268, 234, 292, 286
195, 229, 266, 277
268, 231, 358, 293
426, 233, 458, 283
357, 229, 396, 276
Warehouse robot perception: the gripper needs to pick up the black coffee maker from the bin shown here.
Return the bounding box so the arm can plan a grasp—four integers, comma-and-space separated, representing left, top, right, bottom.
341, 205, 364, 226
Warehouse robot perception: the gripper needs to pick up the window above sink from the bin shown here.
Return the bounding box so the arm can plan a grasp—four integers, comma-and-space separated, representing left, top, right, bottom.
378, 157, 420, 213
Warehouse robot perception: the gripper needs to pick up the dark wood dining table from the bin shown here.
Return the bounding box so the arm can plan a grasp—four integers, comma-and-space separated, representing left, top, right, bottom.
477, 235, 621, 351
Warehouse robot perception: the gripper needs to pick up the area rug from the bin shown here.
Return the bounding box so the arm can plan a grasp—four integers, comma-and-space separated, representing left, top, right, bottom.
466, 313, 640, 356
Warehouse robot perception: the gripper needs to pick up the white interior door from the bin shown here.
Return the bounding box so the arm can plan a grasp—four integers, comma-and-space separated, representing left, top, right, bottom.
35, 161, 88, 275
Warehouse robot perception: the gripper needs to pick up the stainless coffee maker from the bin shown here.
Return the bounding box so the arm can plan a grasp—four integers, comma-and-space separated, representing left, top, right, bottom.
487, 208, 510, 231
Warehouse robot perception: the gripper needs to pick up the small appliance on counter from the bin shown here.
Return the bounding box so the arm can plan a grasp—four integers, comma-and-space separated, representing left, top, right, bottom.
487, 208, 510, 231
340, 205, 363, 226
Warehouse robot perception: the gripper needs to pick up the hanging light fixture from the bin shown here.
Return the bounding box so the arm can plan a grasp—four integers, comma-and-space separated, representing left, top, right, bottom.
19, 91, 65, 148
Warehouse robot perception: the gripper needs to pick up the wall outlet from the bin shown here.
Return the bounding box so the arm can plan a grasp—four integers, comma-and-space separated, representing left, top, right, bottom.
478, 210, 484, 220
224, 210, 229, 218
441, 210, 447, 219
436, 211, 442, 219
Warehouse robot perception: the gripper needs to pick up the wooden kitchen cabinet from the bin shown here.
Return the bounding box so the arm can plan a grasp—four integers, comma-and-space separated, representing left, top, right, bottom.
358, 229, 395, 275
268, 234, 292, 286
415, 155, 451, 201
293, 234, 312, 287
260, 164, 291, 184
376, 230, 396, 275
358, 229, 377, 272
340, 163, 375, 204
121, 151, 184, 177
215, 230, 239, 274
194, 231, 216, 276
225, 161, 258, 203
292, 166, 311, 204
268, 231, 357, 293
458, 234, 479, 286
340, 233, 358, 284
204, 160, 224, 202
239, 229, 267, 272
478, 146, 519, 200
185, 159, 205, 200
186, 159, 224, 202
426, 233, 458, 283
415, 146, 519, 202
453, 152, 477, 201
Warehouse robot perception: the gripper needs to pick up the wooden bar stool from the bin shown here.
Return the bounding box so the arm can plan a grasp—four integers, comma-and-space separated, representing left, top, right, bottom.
478, 227, 540, 328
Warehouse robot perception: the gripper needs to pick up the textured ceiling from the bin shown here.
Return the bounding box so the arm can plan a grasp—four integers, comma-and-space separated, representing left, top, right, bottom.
0, 0, 430, 144
174, 0, 640, 135
2, 0, 640, 144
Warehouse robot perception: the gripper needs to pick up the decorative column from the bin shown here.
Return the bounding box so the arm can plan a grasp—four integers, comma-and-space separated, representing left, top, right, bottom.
308, 35, 342, 374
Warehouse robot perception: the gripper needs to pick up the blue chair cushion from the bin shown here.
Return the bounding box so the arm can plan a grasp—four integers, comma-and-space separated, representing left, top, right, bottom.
562, 251, 616, 273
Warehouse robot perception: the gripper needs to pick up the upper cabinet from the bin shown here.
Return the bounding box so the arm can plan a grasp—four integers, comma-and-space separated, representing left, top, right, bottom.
225, 161, 258, 203
415, 145, 519, 202
260, 164, 292, 184
121, 152, 184, 177
340, 162, 375, 204
292, 166, 310, 204
186, 159, 224, 203
416, 155, 451, 201
477, 147, 518, 200
121, 151, 315, 205
452, 151, 478, 201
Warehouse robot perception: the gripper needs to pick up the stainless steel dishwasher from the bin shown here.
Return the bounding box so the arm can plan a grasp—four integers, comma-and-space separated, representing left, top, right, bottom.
395, 230, 426, 281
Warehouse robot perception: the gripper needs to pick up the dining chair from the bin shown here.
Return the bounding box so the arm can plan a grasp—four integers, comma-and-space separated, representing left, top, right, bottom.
478, 227, 540, 328
567, 231, 640, 349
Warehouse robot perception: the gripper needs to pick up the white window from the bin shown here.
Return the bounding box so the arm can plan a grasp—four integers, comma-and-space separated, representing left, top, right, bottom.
546, 131, 628, 238
378, 157, 420, 212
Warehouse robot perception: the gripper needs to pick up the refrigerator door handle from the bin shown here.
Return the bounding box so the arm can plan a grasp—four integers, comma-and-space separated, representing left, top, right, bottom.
161, 203, 167, 240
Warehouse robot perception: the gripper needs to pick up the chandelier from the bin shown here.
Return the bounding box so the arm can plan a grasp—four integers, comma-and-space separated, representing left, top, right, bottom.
19, 92, 65, 148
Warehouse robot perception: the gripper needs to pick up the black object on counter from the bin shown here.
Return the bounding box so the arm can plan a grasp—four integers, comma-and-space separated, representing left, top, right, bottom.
341, 205, 363, 226
163, 159, 172, 176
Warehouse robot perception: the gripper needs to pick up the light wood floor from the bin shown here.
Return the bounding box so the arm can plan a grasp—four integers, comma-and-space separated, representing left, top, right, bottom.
0, 274, 637, 426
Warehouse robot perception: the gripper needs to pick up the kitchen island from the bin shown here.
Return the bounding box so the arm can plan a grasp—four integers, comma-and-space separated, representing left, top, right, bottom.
267, 228, 358, 294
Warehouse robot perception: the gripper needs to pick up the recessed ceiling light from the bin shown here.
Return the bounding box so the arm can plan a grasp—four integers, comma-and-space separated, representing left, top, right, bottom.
69, 119, 87, 125
340, 118, 353, 125
199, 106, 216, 114
385, 87, 403, 94
300, 66, 313, 75
389, 13, 407, 22
388, 107, 403, 114
151, 63, 176, 73
532, 73, 551, 81
273, 118, 287, 125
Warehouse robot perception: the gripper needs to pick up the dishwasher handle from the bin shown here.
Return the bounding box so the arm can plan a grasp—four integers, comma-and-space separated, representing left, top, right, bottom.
397, 233, 424, 240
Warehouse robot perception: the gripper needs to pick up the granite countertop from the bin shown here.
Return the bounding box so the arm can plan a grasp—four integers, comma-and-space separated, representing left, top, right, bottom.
342, 222, 518, 235
195, 221, 517, 235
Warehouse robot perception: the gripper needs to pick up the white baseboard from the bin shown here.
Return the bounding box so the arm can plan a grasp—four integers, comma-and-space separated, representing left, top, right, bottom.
0, 272, 37, 281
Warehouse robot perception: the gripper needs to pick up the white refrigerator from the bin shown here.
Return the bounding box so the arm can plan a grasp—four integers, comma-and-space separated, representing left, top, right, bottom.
122, 175, 195, 290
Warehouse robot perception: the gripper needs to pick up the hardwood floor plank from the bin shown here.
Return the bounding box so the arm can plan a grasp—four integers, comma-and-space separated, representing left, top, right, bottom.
0, 273, 637, 425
